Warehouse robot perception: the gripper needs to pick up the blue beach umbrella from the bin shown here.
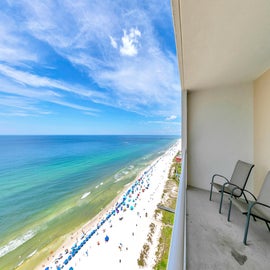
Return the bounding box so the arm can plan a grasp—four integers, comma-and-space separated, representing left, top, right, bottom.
44, 267, 49, 270
69, 267, 74, 270
105, 235, 109, 242
64, 259, 69, 265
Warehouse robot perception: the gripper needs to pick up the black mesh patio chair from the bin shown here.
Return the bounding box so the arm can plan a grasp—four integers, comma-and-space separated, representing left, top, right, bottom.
209, 160, 254, 213
227, 171, 270, 245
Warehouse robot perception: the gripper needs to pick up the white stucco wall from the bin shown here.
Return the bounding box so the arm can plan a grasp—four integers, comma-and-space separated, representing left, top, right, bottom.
187, 84, 254, 191
254, 69, 270, 195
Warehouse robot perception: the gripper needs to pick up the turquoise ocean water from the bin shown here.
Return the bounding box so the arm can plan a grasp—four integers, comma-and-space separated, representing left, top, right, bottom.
0, 135, 178, 269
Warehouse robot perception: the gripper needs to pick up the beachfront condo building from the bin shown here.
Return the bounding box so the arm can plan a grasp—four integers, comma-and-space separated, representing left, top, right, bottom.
168, 0, 270, 269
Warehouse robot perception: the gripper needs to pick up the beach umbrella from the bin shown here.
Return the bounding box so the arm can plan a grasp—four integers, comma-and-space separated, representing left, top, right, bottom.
105, 235, 109, 242
130, 205, 134, 210
64, 259, 69, 265
68, 255, 72, 260
44, 267, 49, 270
69, 267, 74, 270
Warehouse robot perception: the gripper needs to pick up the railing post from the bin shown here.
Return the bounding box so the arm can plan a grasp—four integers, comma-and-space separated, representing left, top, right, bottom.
167, 150, 186, 270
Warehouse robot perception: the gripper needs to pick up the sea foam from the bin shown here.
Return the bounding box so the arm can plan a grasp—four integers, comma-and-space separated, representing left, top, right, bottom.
81, 192, 91, 199
27, 249, 37, 258
0, 230, 36, 257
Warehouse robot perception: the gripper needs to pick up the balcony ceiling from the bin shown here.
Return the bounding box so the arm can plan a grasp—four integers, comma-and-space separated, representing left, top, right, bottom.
171, 0, 270, 90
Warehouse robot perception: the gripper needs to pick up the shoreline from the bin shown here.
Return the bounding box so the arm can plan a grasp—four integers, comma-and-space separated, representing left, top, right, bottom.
36, 140, 180, 270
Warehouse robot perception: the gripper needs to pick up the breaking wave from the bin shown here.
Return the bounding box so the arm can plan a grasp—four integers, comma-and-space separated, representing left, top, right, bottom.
0, 230, 36, 257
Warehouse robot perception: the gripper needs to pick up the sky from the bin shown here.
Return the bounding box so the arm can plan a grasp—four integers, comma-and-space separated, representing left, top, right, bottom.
0, 0, 181, 135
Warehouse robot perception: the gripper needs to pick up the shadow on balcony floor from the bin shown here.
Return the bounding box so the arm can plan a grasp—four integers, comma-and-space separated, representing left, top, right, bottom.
187, 186, 270, 270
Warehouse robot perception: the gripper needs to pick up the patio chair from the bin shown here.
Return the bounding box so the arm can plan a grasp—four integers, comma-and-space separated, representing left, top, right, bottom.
227, 171, 270, 245
209, 160, 254, 214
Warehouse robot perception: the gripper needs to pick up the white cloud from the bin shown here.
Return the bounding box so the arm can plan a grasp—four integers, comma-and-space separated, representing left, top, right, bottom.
0, 0, 180, 118
120, 28, 141, 57
109, 36, 118, 49
95, 47, 181, 116
0, 63, 106, 100
166, 115, 177, 121
0, 12, 38, 65
0, 77, 100, 116
148, 120, 180, 125
0, 64, 68, 89
0, 94, 52, 117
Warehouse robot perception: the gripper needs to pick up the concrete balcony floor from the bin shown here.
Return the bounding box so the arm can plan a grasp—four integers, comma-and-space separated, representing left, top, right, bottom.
187, 187, 270, 270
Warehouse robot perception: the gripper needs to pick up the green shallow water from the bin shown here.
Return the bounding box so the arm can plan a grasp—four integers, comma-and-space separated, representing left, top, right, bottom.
2, 154, 157, 270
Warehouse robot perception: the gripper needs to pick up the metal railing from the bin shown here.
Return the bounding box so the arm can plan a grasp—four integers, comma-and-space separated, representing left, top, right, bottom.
167, 150, 186, 270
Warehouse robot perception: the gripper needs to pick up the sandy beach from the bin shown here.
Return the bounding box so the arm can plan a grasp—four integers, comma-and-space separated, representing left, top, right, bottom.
39, 141, 180, 270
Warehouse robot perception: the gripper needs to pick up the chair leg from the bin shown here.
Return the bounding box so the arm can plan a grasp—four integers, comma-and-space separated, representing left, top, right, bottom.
210, 175, 216, 201
244, 213, 251, 245
265, 222, 270, 232
227, 199, 232, 221
209, 183, 213, 201
219, 191, 224, 214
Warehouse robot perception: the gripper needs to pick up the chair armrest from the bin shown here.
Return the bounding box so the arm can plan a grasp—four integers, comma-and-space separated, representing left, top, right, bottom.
211, 174, 229, 185
242, 189, 257, 201
222, 182, 240, 192
250, 201, 270, 210
229, 186, 256, 204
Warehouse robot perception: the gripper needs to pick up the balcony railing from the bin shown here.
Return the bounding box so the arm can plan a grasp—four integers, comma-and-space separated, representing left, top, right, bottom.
167, 150, 186, 270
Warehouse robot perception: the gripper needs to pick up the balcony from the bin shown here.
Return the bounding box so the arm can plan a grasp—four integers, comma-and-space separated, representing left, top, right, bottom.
168, 152, 270, 270
169, 1, 270, 268
186, 187, 270, 269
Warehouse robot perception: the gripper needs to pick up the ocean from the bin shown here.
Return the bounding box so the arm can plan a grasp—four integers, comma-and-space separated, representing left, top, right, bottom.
0, 135, 178, 270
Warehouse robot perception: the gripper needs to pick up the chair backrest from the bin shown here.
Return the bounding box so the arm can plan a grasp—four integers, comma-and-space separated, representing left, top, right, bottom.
256, 171, 270, 219
230, 160, 254, 191
257, 171, 270, 205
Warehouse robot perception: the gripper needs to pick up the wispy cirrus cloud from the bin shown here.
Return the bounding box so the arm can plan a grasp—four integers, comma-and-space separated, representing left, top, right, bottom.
109, 36, 118, 49
0, 74, 100, 116
166, 115, 177, 121
0, 0, 180, 133
0, 64, 105, 99
0, 11, 38, 65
